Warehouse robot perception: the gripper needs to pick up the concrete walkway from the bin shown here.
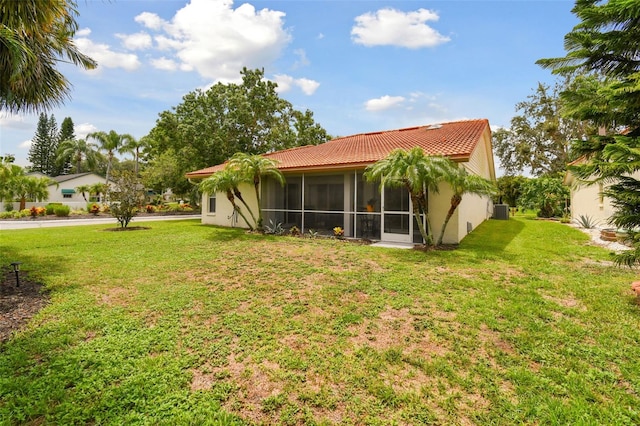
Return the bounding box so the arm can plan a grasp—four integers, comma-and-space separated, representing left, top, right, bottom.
0, 215, 200, 230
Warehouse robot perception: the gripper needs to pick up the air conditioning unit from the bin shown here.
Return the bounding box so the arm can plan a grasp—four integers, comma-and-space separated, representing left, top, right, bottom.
493, 204, 509, 220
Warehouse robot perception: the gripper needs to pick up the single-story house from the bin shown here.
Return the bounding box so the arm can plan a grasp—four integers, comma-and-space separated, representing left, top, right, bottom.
186, 119, 496, 245
4, 172, 109, 212
48, 173, 109, 205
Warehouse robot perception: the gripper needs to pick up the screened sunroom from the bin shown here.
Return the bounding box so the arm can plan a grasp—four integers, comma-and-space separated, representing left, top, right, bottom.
261, 171, 427, 244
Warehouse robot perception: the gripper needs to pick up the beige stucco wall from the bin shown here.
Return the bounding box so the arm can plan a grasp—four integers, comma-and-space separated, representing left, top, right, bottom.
568, 171, 640, 227
48, 174, 107, 204
200, 182, 260, 228
436, 126, 495, 244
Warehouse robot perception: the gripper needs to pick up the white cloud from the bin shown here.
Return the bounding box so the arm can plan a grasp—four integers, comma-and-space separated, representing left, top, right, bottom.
352, 8, 450, 49
75, 123, 99, 140
293, 48, 309, 68
135, 11, 165, 31
0, 113, 30, 130
151, 57, 179, 71
116, 32, 152, 50
18, 140, 32, 149
75, 37, 141, 71
133, 0, 291, 82
274, 74, 319, 95
76, 28, 91, 37
274, 74, 294, 92
296, 78, 320, 95
365, 95, 406, 111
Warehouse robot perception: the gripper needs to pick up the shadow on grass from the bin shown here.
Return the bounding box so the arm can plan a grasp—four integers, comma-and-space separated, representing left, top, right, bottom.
201, 224, 259, 243
459, 218, 526, 255
0, 244, 70, 286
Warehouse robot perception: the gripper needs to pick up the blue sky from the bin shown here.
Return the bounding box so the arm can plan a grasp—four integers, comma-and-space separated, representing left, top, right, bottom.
0, 0, 578, 169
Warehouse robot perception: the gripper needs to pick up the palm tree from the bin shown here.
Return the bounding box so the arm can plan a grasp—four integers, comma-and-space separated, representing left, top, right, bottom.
120, 135, 148, 175
88, 130, 134, 184
0, 161, 24, 205
89, 182, 109, 203
0, 0, 97, 113
13, 176, 52, 210
200, 169, 255, 231
364, 147, 451, 246
57, 138, 99, 173
436, 166, 496, 247
226, 153, 285, 231
75, 184, 91, 202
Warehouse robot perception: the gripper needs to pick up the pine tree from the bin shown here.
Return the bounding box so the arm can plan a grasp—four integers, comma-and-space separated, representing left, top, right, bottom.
28, 113, 59, 175
56, 117, 75, 175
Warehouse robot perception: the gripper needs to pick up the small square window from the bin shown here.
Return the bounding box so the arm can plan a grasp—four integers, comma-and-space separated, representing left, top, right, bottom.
63, 194, 72, 199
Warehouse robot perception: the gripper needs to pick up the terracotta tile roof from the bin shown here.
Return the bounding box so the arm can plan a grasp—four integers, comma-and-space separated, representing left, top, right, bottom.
186, 119, 490, 178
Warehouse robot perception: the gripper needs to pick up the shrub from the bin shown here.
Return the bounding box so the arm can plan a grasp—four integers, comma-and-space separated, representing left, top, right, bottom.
30, 206, 46, 217
4, 203, 14, 212
87, 203, 100, 215
289, 225, 300, 236
145, 204, 156, 213
46, 203, 62, 215
576, 214, 599, 229
54, 205, 71, 217
264, 219, 285, 235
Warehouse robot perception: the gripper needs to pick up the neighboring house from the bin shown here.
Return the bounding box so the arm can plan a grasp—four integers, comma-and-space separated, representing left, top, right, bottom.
186, 119, 496, 245
5, 172, 109, 212
48, 173, 108, 205
564, 159, 640, 227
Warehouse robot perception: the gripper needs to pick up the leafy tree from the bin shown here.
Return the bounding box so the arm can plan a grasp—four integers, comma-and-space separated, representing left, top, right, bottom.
0, 0, 97, 113
364, 148, 452, 246
495, 175, 529, 207
493, 80, 592, 176
28, 113, 60, 175
518, 177, 569, 218
108, 170, 144, 228
226, 152, 285, 231
199, 169, 256, 231
145, 68, 329, 193
436, 167, 496, 246
57, 138, 100, 174
88, 130, 134, 185
140, 149, 188, 201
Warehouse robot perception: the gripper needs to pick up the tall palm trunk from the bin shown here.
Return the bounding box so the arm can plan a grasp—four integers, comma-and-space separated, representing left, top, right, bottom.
75, 153, 82, 173
409, 193, 431, 246
253, 176, 263, 230
233, 186, 257, 226
227, 190, 253, 231
436, 194, 462, 246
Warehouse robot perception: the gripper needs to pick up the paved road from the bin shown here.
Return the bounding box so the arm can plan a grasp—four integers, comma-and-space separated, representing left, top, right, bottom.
0, 215, 201, 230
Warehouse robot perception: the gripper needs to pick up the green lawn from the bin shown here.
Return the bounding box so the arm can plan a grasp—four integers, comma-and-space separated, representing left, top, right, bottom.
1, 217, 639, 425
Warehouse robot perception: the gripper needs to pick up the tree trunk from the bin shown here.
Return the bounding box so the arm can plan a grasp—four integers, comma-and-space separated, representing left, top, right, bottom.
19, 197, 26, 211
410, 194, 431, 246
436, 195, 462, 246
233, 186, 257, 227
253, 177, 263, 231
227, 190, 253, 231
